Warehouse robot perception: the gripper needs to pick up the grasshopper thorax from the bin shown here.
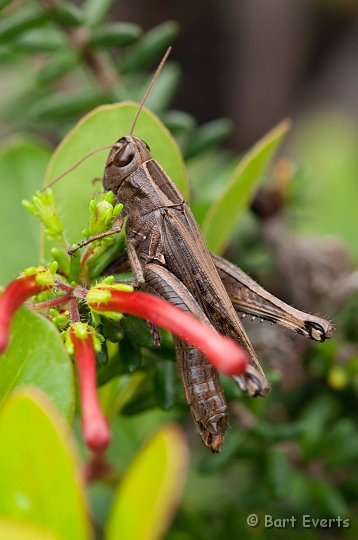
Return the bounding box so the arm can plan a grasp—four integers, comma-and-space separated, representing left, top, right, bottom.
103, 135, 152, 193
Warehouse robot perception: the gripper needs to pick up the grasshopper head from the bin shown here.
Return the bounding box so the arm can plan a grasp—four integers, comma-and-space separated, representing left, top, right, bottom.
103, 135, 152, 192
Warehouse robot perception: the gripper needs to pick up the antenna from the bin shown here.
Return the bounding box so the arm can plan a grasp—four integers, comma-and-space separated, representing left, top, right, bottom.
43, 144, 113, 192
43, 46, 172, 192
129, 46, 172, 135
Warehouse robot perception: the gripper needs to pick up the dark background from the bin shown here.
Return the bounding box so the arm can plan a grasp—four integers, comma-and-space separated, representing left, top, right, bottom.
117, 0, 358, 148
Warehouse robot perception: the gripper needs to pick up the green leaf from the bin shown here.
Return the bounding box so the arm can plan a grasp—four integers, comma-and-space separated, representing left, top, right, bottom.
120, 21, 180, 74
121, 387, 157, 416
36, 50, 80, 85
202, 120, 290, 254
187, 149, 235, 225
266, 448, 292, 500
31, 89, 106, 122
43, 103, 188, 250
0, 137, 51, 283
311, 478, 349, 517
324, 420, 358, 467
88, 22, 142, 48
161, 110, 196, 136
0, 5, 47, 42
183, 118, 234, 159
51, 2, 84, 26
0, 520, 62, 540
98, 372, 146, 419
153, 361, 176, 410
0, 306, 74, 421
84, 0, 116, 27
300, 394, 337, 456
106, 424, 188, 540
14, 28, 67, 52
0, 389, 89, 540
122, 316, 157, 349
292, 113, 358, 261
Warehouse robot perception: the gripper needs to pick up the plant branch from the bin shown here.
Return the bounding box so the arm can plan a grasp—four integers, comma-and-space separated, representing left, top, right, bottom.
30, 292, 72, 311
40, 0, 120, 91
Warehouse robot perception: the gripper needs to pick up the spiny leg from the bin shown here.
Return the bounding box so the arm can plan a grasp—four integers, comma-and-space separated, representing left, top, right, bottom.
212, 253, 334, 342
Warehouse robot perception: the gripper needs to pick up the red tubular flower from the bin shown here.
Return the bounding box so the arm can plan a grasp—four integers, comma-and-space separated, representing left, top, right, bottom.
87, 287, 248, 376
69, 325, 111, 453
0, 273, 53, 354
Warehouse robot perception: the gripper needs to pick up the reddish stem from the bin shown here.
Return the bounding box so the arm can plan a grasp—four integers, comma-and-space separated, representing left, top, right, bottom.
89, 289, 248, 376
70, 298, 81, 323
55, 279, 74, 294
70, 328, 111, 453
30, 292, 72, 311
0, 275, 51, 353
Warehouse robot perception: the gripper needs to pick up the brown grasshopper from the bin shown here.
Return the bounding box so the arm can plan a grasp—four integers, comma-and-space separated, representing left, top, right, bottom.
67, 49, 334, 452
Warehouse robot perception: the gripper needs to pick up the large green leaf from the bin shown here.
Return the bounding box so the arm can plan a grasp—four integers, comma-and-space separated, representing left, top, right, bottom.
0, 137, 51, 283
0, 520, 62, 540
0, 306, 74, 420
43, 103, 188, 252
292, 112, 358, 261
0, 389, 89, 540
106, 424, 188, 540
202, 120, 290, 254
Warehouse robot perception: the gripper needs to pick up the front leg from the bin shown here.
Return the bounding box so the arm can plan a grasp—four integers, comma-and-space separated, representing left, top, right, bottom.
212, 254, 334, 342
126, 216, 165, 287
127, 238, 145, 286
68, 214, 124, 255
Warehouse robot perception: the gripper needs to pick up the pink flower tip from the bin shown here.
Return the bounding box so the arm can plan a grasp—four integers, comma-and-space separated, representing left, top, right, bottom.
69, 326, 112, 454
0, 273, 53, 355
83, 417, 111, 453
211, 335, 248, 376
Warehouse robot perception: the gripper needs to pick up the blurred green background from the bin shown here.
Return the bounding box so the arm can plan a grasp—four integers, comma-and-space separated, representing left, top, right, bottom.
0, 1, 357, 539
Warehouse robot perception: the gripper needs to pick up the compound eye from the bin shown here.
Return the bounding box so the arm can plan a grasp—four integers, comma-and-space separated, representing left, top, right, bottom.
113, 144, 134, 167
